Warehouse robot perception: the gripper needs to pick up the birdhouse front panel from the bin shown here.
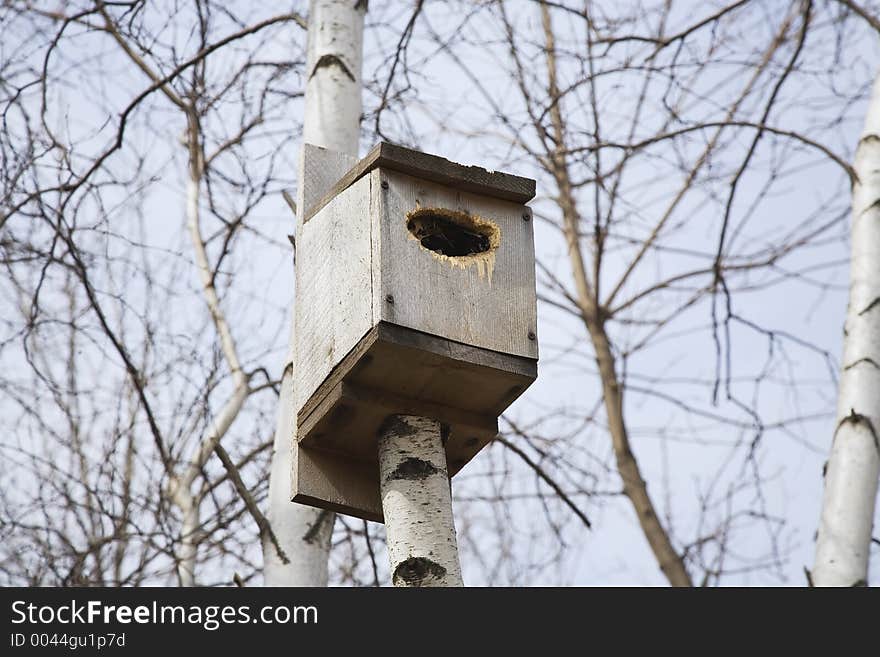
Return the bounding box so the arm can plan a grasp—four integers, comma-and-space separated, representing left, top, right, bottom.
375, 168, 538, 361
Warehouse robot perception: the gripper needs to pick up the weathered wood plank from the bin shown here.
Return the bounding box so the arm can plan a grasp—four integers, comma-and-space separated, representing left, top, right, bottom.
297, 324, 379, 424
297, 321, 536, 427
294, 375, 502, 522
299, 380, 499, 462
293, 446, 384, 523
377, 170, 539, 360
293, 321, 533, 520
297, 144, 358, 225
376, 319, 536, 378
304, 141, 536, 222
294, 174, 374, 413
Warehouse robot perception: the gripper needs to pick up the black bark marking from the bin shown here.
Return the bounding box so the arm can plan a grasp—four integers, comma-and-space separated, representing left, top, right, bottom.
386, 457, 439, 482
379, 415, 417, 439
843, 357, 880, 371
440, 422, 451, 446
392, 557, 447, 586
302, 509, 333, 545
310, 54, 355, 82
858, 297, 880, 316
834, 409, 880, 453
804, 567, 814, 588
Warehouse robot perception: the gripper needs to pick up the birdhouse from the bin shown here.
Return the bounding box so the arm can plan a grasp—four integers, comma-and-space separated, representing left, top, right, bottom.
292, 142, 538, 522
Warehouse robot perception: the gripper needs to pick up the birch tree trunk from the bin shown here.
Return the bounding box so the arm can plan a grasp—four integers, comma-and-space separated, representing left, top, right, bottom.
378, 416, 463, 587
171, 484, 199, 587
813, 72, 880, 587
264, 0, 365, 586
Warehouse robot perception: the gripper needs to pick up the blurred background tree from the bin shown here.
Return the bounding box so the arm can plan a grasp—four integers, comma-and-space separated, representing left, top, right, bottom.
2, 0, 878, 586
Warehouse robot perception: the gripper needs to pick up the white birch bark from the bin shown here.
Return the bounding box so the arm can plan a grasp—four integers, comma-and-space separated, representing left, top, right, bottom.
171, 483, 199, 587
378, 415, 463, 587
301, 0, 364, 154
264, 0, 365, 586
813, 72, 880, 587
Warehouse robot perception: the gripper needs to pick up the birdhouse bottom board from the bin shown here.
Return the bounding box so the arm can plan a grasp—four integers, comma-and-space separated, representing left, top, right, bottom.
293, 321, 536, 522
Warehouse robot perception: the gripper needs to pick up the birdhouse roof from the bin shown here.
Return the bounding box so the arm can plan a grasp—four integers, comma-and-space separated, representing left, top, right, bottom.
304, 141, 537, 222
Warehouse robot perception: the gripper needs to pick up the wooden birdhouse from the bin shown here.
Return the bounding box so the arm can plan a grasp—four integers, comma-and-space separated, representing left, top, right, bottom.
292, 142, 538, 521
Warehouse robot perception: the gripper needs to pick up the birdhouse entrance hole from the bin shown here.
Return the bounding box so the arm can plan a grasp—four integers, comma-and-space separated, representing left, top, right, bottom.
406, 208, 499, 258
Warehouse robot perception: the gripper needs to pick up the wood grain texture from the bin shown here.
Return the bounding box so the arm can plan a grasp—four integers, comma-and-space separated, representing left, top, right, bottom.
377, 169, 539, 359
294, 382, 497, 522
298, 378, 499, 466
298, 322, 535, 427
292, 323, 534, 521
296, 144, 358, 226
293, 446, 383, 523
304, 141, 536, 222
294, 173, 374, 413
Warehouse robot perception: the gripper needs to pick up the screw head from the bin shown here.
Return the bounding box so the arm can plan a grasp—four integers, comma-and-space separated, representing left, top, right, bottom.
381, 180, 389, 190
385, 294, 394, 304
527, 331, 536, 341
522, 211, 531, 222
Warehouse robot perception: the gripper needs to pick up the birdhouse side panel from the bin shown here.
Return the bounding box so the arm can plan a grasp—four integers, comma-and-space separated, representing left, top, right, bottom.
297, 144, 358, 229
375, 169, 538, 360
294, 175, 375, 414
